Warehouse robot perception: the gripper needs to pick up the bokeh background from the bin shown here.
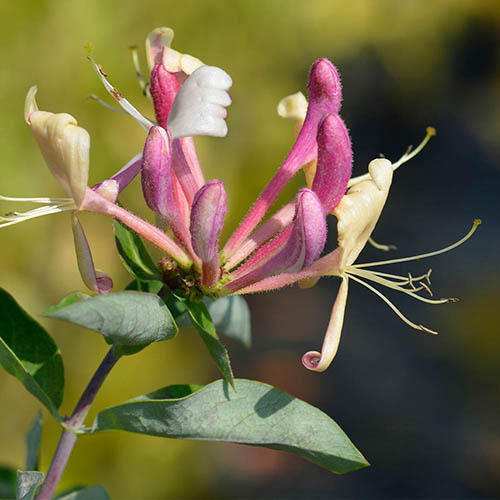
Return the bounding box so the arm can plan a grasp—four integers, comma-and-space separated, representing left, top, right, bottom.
1, 1, 499, 498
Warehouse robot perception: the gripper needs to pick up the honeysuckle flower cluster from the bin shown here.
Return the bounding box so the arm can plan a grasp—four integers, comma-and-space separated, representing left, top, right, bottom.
0, 27, 480, 373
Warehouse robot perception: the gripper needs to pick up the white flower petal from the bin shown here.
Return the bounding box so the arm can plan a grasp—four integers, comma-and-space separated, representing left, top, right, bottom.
167, 66, 232, 139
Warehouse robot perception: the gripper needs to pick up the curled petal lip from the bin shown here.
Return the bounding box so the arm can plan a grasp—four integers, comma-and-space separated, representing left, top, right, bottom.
25, 86, 90, 209
167, 66, 232, 140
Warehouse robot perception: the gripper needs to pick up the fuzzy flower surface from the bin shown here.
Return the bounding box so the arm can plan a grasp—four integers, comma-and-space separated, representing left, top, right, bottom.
0, 27, 479, 372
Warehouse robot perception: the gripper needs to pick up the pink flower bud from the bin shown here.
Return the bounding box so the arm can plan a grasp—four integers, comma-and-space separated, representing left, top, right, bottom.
307, 58, 342, 115
312, 113, 352, 213
150, 62, 180, 129
141, 126, 175, 218
190, 181, 227, 288
225, 189, 326, 292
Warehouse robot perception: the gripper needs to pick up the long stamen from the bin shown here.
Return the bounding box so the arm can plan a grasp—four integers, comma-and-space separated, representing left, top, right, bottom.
391, 127, 436, 170
346, 273, 438, 334
348, 127, 436, 188
346, 267, 454, 305
0, 201, 75, 228
86, 94, 128, 115
368, 236, 397, 252
0, 195, 72, 203
355, 219, 481, 269
88, 56, 155, 131
363, 269, 431, 285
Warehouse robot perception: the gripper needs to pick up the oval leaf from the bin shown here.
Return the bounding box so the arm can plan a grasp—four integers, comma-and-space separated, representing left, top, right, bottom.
45, 291, 177, 346
25, 411, 42, 471
114, 219, 161, 282
0, 289, 64, 421
16, 470, 44, 500
91, 379, 368, 474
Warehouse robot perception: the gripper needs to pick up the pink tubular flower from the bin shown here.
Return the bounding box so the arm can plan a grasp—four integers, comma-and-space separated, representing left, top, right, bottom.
1, 27, 479, 372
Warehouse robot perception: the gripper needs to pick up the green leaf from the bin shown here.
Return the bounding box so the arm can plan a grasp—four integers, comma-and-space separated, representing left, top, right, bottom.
204, 296, 252, 348
55, 485, 110, 500
44, 292, 90, 316
45, 291, 177, 346
0, 466, 16, 499
176, 296, 252, 348
91, 379, 368, 474
125, 280, 163, 294
16, 471, 43, 500
114, 219, 161, 282
0, 289, 64, 421
25, 411, 42, 471
162, 292, 187, 319
173, 294, 234, 389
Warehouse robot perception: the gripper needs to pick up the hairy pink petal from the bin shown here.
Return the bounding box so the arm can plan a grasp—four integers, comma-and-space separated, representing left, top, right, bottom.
178, 136, 205, 188
141, 126, 175, 217
82, 188, 191, 268
223, 58, 342, 259
312, 114, 352, 213
190, 181, 227, 288
142, 126, 196, 255
226, 189, 326, 292
231, 226, 293, 281
150, 63, 205, 199
225, 202, 296, 270
172, 139, 200, 204
226, 248, 341, 295
150, 62, 180, 129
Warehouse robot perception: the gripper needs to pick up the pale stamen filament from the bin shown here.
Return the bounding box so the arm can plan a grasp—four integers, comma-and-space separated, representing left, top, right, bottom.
86, 94, 128, 115
355, 219, 481, 269
391, 127, 436, 170
368, 237, 397, 252
346, 273, 438, 334
345, 267, 454, 305
0, 195, 72, 203
128, 45, 151, 98
419, 281, 433, 297
0, 199, 75, 228
348, 127, 436, 188
362, 268, 432, 285
88, 56, 155, 132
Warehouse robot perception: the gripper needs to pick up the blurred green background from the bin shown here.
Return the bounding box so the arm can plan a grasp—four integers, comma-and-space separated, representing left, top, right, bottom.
1, 0, 499, 498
